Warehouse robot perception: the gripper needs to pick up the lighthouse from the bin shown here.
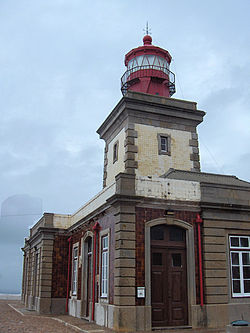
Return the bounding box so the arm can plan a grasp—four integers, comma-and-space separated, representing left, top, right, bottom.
121, 34, 175, 97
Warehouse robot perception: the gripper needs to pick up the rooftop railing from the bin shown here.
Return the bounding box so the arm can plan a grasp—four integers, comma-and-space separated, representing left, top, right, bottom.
121, 64, 175, 96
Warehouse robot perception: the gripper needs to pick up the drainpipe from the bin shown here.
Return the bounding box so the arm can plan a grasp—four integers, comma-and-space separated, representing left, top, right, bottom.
92, 222, 100, 321
66, 236, 72, 313
196, 214, 204, 307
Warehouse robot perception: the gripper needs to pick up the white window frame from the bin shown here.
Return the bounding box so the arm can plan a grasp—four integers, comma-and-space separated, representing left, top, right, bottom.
101, 234, 109, 298
72, 244, 79, 296
229, 235, 250, 297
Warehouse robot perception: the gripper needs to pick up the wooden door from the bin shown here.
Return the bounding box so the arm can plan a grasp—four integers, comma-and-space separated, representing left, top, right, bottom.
166, 249, 188, 326
151, 225, 188, 328
151, 247, 168, 326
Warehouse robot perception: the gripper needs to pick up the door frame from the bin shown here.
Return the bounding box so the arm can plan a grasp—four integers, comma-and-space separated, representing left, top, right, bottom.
145, 216, 196, 327
81, 231, 94, 319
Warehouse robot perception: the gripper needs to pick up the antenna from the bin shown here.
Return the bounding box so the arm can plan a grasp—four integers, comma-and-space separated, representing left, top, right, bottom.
143, 22, 151, 35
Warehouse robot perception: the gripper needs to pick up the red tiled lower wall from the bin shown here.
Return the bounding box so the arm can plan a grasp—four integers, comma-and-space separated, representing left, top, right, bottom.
59, 211, 115, 303
52, 235, 69, 298
135, 207, 200, 306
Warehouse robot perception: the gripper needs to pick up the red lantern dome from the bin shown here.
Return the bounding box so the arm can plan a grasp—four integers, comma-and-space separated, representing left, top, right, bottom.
121, 35, 175, 98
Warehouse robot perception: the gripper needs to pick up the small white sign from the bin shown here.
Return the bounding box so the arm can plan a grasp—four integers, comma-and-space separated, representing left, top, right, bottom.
137, 287, 145, 298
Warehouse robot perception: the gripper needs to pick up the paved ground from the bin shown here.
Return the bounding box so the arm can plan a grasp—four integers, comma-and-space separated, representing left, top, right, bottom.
0, 300, 226, 333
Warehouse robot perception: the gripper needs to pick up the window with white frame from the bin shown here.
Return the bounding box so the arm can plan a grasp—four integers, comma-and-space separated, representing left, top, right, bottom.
72, 246, 78, 296
230, 236, 250, 297
101, 235, 109, 298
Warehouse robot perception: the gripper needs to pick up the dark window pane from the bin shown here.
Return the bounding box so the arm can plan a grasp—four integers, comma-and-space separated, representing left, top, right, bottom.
113, 143, 118, 161
240, 237, 249, 248
88, 238, 92, 253
231, 253, 239, 265
151, 226, 164, 240
233, 280, 241, 293
244, 280, 250, 293
243, 267, 250, 279
169, 227, 184, 242
231, 237, 239, 247
232, 266, 240, 279
152, 253, 162, 266
172, 253, 182, 267
242, 253, 250, 265
161, 137, 168, 151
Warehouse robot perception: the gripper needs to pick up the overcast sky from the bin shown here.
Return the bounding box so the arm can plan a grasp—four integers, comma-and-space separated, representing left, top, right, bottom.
0, 0, 249, 293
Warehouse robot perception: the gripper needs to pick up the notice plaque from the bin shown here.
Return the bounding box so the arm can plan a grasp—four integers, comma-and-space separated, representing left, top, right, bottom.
137, 287, 145, 298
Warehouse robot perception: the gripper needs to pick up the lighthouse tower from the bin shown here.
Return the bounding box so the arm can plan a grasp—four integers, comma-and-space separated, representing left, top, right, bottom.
121, 34, 175, 97
98, 34, 204, 189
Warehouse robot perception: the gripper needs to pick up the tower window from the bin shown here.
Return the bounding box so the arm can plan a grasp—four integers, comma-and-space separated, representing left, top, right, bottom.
157, 134, 171, 155
113, 141, 119, 163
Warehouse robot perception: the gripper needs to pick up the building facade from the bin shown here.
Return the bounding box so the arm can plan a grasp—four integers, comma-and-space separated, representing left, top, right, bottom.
22, 35, 250, 331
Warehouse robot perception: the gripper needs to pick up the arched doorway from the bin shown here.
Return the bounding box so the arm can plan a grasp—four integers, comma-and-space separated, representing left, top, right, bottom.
145, 217, 196, 329
81, 234, 93, 319
151, 224, 188, 327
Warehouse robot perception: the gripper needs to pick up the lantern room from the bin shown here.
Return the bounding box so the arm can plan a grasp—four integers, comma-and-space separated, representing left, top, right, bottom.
121, 35, 176, 97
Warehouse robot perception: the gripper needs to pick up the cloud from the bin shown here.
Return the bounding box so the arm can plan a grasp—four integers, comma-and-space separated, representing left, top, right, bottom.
0, 0, 249, 294
0, 194, 43, 293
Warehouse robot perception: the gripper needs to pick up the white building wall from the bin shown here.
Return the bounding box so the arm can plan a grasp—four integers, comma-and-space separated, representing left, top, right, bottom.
136, 176, 201, 201
135, 123, 193, 177
105, 128, 126, 187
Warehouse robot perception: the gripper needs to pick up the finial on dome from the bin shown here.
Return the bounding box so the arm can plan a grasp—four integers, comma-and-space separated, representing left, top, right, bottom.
143, 34, 152, 45
143, 21, 151, 35
143, 22, 152, 45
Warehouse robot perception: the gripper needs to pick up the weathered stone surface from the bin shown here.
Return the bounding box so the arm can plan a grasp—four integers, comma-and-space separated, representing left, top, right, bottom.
112, 305, 137, 331
114, 258, 136, 268
115, 223, 135, 232
203, 228, 225, 236
203, 236, 226, 245
205, 286, 228, 295
190, 153, 200, 161
113, 296, 135, 306
115, 231, 136, 241
204, 244, 226, 252
204, 269, 227, 278
189, 139, 199, 147
114, 249, 135, 259
206, 295, 228, 304
124, 152, 136, 161
204, 260, 226, 269
125, 145, 138, 153
126, 129, 138, 138
114, 287, 135, 296
114, 267, 136, 277
115, 239, 136, 250
124, 137, 135, 146
125, 160, 138, 169
204, 277, 227, 287
114, 277, 135, 286
114, 213, 136, 223
204, 252, 226, 261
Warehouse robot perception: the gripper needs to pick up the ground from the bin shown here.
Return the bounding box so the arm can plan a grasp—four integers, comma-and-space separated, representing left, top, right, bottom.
0, 300, 226, 333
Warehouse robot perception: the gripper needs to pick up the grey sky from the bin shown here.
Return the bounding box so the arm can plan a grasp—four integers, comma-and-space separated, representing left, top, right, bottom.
0, 0, 249, 293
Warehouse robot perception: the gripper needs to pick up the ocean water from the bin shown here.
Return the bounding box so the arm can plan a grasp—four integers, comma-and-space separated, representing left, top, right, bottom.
0, 293, 21, 300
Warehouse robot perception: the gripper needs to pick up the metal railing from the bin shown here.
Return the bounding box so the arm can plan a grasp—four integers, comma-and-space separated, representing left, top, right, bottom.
121, 64, 175, 96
